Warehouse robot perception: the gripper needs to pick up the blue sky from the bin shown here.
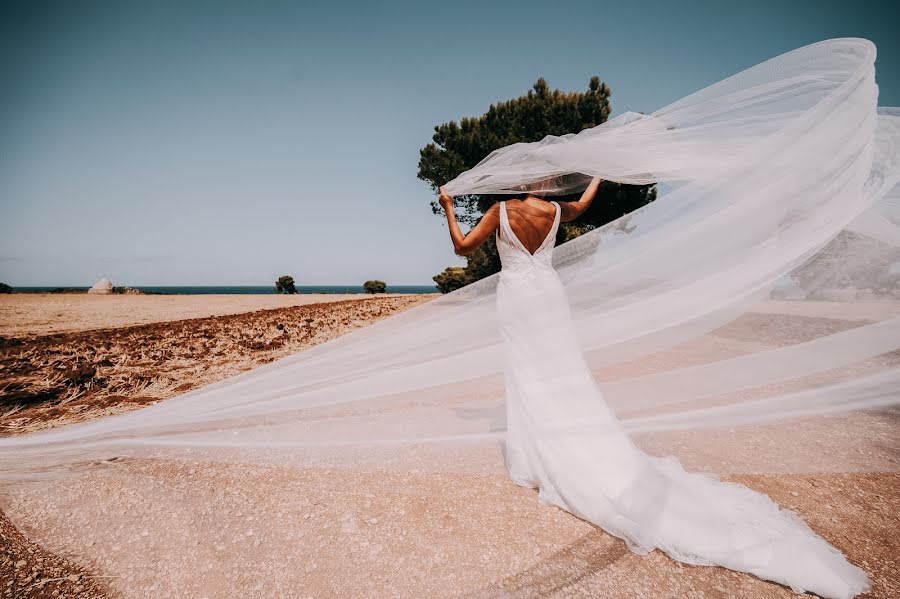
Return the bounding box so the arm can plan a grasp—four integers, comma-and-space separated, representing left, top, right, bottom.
2, 0, 898, 286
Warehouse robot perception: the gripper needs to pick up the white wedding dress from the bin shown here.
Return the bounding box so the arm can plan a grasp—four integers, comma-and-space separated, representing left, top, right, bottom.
494, 200, 870, 599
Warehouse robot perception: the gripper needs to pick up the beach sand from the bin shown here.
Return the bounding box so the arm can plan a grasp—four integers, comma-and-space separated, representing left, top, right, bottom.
0, 292, 424, 338
0, 294, 897, 598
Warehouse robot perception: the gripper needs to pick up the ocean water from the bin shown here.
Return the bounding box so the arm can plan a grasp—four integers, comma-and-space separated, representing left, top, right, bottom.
12, 285, 438, 295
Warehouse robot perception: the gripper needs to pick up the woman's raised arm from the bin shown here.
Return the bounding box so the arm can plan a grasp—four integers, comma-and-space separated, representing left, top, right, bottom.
558, 176, 602, 222
439, 187, 501, 257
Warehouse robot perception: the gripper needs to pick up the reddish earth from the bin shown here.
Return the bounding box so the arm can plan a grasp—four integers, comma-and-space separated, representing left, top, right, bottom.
0, 295, 897, 598
1, 295, 433, 598
0, 295, 433, 435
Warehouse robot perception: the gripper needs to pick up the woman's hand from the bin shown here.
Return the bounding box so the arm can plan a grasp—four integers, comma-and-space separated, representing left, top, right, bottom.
438, 186, 453, 211
558, 176, 603, 223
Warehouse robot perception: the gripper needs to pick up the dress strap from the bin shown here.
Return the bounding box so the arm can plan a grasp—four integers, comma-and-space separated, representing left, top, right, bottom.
532, 201, 561, 255
498, 201, 523, 252
498, 201, 513, 243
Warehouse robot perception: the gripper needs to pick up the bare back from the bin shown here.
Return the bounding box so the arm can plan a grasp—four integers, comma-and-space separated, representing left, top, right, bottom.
503, 199, 560, 255
438, 180, 598, 258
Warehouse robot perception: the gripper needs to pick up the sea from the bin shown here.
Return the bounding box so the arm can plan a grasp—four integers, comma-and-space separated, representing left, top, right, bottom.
13, 285, 438, 295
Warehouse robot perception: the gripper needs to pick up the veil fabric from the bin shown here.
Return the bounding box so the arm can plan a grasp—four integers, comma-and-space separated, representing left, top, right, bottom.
0, 37, 898, 597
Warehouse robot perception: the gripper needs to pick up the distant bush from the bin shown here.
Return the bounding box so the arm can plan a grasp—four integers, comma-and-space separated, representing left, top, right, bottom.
112, 286, 143, 295
275, 275, 298, 294
0, 283, 12, 294
363, 280, 387, 294
432, 267, 468, 294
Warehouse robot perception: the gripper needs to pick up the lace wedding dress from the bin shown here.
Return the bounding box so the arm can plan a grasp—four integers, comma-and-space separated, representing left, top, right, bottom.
494, 200, 870, 599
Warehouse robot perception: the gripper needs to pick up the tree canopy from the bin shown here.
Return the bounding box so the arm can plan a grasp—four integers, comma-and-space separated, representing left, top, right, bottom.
363, 280, 387, 294
432, 267, 468, 294
275, 275, 298, 294
418, 77, 656, 290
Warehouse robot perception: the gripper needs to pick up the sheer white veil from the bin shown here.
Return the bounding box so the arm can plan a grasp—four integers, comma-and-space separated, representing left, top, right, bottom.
2, 37, 898, 482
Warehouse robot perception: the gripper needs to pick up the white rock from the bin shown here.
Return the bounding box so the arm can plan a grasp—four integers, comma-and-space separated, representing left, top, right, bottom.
88, 277, 114, 294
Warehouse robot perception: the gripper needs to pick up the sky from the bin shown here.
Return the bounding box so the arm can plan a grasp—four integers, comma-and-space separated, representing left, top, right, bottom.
2, 0, 899, 286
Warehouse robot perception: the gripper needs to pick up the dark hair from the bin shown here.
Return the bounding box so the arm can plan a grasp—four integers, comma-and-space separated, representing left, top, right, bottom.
507, 191, 547, 200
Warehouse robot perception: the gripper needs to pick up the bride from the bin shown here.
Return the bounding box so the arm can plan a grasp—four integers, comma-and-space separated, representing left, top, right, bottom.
436, 179, 871, 599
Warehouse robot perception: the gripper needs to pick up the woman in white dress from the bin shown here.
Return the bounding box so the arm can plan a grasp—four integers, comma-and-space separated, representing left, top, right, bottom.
437, 179, 870, 599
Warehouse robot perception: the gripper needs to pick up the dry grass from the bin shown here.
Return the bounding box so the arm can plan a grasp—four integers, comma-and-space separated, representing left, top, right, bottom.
0, 294, 435, 598
0, 295, 434, 435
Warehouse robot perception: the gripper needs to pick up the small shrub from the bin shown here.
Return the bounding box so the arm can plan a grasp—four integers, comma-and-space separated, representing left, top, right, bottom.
432, 267, 468, 294
0, 283, 12, 294
363, 280, 387, 294
275, 275, 298, 294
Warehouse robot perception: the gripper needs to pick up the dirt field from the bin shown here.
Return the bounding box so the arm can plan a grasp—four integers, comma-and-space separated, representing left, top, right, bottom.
0, 293, 425, 338
0, 295, 897, 598
0, 294, 435, 598
0, 294, 435, 435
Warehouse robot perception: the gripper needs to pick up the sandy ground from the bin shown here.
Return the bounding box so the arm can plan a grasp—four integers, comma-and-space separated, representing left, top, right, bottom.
0, 294, 436, 435
0, 295, 898, 598
0, 293, 428, 338
1, 513, 105, 598
2, 462, 897, 599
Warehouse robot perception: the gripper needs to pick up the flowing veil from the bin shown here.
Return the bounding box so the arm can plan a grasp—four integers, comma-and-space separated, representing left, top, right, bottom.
1, 37, 898, 596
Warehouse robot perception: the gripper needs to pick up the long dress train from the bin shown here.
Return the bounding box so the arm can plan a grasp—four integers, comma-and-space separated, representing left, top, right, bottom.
494, 200, 870, 599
